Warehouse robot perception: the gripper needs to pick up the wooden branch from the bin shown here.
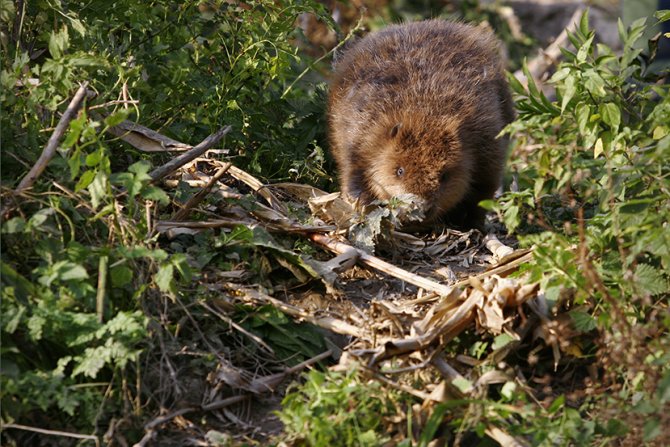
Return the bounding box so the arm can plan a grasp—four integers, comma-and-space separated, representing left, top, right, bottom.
310, 233, 457, 297
14, 82, 89, 193
148, 125, 232, 182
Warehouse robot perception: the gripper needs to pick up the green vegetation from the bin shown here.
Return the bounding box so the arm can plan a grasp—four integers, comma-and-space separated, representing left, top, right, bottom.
1, 0, 669, 445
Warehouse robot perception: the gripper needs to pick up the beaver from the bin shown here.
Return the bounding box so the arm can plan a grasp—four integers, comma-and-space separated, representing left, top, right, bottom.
327, 19, 515, 230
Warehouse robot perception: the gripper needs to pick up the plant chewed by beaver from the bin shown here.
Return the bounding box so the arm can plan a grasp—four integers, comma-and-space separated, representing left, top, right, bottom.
328, 19, 515, 230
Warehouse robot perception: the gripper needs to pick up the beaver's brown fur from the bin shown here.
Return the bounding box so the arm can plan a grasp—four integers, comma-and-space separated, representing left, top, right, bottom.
328, 20, 515, 230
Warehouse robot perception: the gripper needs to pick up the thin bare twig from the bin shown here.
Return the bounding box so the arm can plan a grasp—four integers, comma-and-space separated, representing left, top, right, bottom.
1, 423, 100, 447
148, 126, 232, 182
15, 82, 89, 193
171, 163, 231, 221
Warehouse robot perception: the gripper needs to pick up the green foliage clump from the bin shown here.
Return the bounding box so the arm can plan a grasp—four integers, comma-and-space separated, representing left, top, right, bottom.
279, 366, 409, 446
491, 10, 670, 444
1, 0, 334, 439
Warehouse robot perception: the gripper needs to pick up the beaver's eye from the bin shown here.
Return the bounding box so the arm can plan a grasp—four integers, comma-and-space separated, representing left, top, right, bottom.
396, 167, 405, 177
440, 171, 449, 183
390, 124, 401, 138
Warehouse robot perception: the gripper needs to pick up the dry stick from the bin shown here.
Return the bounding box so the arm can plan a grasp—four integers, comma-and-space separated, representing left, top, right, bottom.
14, 82, 89, 193
310, 233, 456, 298
148, 125, 232, 182
1, 423, 100, 447
514, 7, 584, 85
171, 162, 232, 221
96, 255, 108, 323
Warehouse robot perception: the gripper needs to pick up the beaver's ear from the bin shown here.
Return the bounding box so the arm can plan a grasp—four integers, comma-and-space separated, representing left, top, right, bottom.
389, 123, 401, 138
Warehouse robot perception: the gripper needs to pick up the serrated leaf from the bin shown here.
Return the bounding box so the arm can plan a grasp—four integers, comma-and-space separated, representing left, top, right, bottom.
635, 264, 668, 296
154, 263, 174, 293
570, 310, 596, 332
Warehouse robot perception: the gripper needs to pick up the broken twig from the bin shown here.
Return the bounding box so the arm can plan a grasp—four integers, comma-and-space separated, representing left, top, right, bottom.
149, 125, 232, 182
15, 82, 89, 193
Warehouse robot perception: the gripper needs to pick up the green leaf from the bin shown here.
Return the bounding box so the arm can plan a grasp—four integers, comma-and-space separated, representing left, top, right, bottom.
104, 110, 129, 127
154, 263, 175, 293
451, 377, 474, 394
110, 265, 133, 287
59, 262, 89, 281
547, 395, 565, 413
600, 102, 621, 131
655, 10, 670, 22
583, 70, 606, 97
2, 217, 27, 234
87, 171, 108, 209
75, 170, 96, 191
578, 9, 590, 37
569, 310, 596, 332
576, 102, 591, 135
492, 333, 514, 350
594, 138, 604, 158
500, 381, 517, 400
635, 264, 668, 296
643, 419, 661, 441
576, 34, 595, 63
142, 186, 169, 205
658, 370, 670, 403
506, 71, 527, 95
561, 74, 577, 112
